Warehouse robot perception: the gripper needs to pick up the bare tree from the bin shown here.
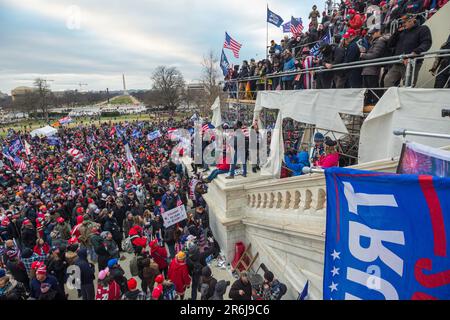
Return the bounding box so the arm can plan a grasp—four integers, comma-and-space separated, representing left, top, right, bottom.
34, 78, 51, 121
12, 91, 39, 116
151, 66, 185, 113
200, 50, 222, 115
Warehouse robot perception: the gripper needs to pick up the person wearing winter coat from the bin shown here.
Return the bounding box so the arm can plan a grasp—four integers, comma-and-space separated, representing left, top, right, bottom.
209, 280, 230, 300
90, 228, 111, 271
137, 251, 160, 295
74, 247, 96, 300
95, 267, 121, 300
168, 251, 191, 300
51, 217, 71, 248
186, 245, 206, 300
284, 150, 310, 176
121, 278, 147, 300
5, 250, 30, 291
343, 29, 362, 88
430, 35, 450, 88
21, 219, 36, 249
30, 264, 64, 300
103, 212, 123, 252
107, 258, 127, 294
199, 266, 217, 300
122, 213, 134, 239
385, 14, 432, 87
20, 247, 46, 278
316, 137, 340, 168
360, 27, 390, 104
229, 271, 252, 300
102, 231, 119, 260
0, 269, 28, 300
46, 247, 67, 298
150, 239, 169, 277
33, 238, 50, 257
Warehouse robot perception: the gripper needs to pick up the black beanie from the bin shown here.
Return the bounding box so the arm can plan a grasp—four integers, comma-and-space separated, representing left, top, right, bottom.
264, 271, 274, 282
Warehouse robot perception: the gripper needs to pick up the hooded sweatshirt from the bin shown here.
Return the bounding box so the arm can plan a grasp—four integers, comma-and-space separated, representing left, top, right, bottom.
167, 258, 191, 294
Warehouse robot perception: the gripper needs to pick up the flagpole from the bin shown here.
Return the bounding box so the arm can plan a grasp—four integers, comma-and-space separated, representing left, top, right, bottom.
266, 3, 269, 60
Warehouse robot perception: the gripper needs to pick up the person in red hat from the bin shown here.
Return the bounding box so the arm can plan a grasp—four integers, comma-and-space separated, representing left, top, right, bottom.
343, 28, 363, 88
150, 239, 169, 277
121, 277, 147, 300
21, 219, 37, 249
70, 215, 84, 239
30, 264, 64, 300
347, 8, 364, 31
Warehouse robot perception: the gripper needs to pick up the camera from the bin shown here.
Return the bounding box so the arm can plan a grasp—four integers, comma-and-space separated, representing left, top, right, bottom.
442, 109, 450, 118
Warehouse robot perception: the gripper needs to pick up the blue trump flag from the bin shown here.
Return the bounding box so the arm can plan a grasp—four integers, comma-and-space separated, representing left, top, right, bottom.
267, 7, 284, 27
220, 50, 230, 77
8, 139, 23, 155
323, 167, 450, 300
47, 136, 61, 146
147, 130, 162, 141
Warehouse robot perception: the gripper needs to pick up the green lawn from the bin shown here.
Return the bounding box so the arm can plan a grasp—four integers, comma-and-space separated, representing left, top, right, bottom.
0, 113, 190, 137
109, 95, 134, 105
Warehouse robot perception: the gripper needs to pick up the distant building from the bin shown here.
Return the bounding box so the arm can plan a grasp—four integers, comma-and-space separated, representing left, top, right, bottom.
11, 86, 36, 101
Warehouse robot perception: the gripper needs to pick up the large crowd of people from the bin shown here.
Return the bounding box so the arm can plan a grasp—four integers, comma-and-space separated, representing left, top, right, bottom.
0, 118, 292, 300
224, 0, 450, 102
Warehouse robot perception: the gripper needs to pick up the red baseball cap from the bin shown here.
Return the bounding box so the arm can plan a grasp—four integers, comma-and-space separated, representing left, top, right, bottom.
343, 28, 357, 39
348, 9, 356, 15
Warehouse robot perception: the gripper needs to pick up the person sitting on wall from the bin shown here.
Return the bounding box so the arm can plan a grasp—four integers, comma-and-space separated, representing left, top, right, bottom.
284, 148, 310, 176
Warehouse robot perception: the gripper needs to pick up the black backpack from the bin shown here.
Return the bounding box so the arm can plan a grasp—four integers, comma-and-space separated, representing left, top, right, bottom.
277, 283, 288, 300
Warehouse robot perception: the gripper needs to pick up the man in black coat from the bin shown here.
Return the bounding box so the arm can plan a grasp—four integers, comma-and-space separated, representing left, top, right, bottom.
74, 247, 95, 300
5, 251, 30, 291
229, 271, 252, 300
20, 220, 36, 249
385, 14, 432, 87
343, 28, 362, 88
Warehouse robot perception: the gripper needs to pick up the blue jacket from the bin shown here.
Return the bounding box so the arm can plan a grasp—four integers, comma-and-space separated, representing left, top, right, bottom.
282, 57, 296, 81
284, 151, 310, 176
30, 274, 60, 299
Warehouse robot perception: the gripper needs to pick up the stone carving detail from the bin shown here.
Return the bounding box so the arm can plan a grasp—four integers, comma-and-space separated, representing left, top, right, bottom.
269, 193, 275, 209
293, 190, 301, 209
276, 192, 282, 209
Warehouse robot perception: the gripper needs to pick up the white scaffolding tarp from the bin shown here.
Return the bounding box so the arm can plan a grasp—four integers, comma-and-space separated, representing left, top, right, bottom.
30, 125, 58, 137
210, 96, 222, 128
254, 89, 366, 177
359, 88, 450, 163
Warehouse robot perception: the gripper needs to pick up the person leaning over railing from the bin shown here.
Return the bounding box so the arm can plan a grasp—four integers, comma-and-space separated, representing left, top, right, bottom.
384, 13, 432, 87
317, 41, 346, 88
360, 25, 390, 104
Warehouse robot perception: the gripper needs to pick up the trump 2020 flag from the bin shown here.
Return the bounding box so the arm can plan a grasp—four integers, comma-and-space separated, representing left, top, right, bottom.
267, 7, 284, 27
324, 167, 450, 300
220, 50, 230, 77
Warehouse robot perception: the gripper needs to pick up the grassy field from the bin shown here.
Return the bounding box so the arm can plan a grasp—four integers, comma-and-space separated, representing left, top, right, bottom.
0, 113, 190, 137
109, 95, 135, 105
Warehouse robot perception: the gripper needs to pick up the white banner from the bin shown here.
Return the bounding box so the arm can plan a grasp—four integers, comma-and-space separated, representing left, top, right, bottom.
161, 205, 187, 228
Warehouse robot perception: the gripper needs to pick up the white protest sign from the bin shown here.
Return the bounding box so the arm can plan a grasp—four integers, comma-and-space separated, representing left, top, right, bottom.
161, 205, 187, 228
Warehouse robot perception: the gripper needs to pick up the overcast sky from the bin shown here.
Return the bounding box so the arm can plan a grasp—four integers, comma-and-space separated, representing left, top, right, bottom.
0, 0, 319, 94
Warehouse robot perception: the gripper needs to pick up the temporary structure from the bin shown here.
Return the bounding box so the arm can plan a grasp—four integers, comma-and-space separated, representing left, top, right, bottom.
30, 125, 58, 137
254, 89, 367, 177
359, 88, 450, 163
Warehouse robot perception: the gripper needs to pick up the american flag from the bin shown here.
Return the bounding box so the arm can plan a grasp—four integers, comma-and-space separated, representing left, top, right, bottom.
223, 32, 242, 58
167, 128, 178, 140
290, 16, 304, 36
176, 198, 183, 207
13, 156, 26, 171
86, 159, 96, 178
202, 123, 215, 140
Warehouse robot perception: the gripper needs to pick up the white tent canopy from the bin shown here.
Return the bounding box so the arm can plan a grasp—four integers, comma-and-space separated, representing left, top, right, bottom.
30, 125, 58, 137
254, 89, 367, 177
359, 88, 450, 163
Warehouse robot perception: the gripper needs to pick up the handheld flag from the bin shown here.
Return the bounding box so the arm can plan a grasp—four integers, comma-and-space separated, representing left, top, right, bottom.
220, 50, 231, 77
59, 116, 73, 125
47, 136, 61, 146
2, 147, 14, 162
86, 158, 96, 179
267, 7, 284, 27
298, 280, 309, 300
290, 16, 304, 36
223, 32, 242, 58
310, 31, 332, 57
13, 156, 26, 171
147, 130, 162, 141
8, 139, 23, 155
